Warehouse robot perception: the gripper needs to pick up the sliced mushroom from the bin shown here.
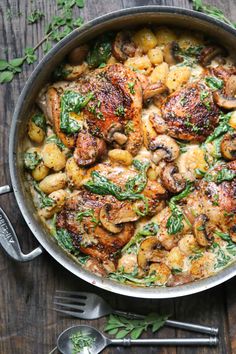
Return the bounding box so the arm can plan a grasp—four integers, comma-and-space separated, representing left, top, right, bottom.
143, 82, 168, 101
213, 90, 236, 110
225, 75, 236, 97
193, 214, 213, 247
161, 164, 186, 193
103, 201, 141, 225
220, 132, 236, 160
149, 135, 180, 164
107, 123, 128, 145
68, 44, 89, 65
149, 113, 168, 134
199, 45, 226, 67
163, 41, 182, 65
74, 130, 107, 166
137, 236, 168, 272
99, 204, 123, 234
112, 31, 136, 62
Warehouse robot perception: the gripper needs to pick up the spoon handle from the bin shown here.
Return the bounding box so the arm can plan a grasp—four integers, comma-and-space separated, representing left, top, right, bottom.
110, 337, 218, 346
48, 346, 58, 354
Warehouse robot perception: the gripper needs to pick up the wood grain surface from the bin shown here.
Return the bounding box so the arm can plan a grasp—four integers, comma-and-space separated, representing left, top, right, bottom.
0, 1, 236, 353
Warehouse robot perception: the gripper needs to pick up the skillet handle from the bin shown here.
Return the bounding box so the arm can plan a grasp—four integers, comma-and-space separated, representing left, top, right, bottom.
0, 185, 43, 262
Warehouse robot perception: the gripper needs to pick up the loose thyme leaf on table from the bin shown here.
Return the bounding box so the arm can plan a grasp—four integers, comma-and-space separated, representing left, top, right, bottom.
104, 313, 169, 339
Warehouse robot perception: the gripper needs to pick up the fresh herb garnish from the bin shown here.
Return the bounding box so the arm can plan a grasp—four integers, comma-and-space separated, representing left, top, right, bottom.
109, 267, 164, 286
214, 231, 236, 257
205, 76, 224, 90
204, 167, 236, 184
200, 90, 211, 111
104, 313, 169, 339
166, 182, 193, 235
192, 0, 236, 29
115, 105, 125, 117
24, 152, 42, 170
175, 45, 203, 67
205, 112, 233, 144
84, 160, 149, 202
0, 1, 85, 84
55, 228, 75, 251
125, 121, 135, 135
77, 209, 99, 225
122, 222, 159, 253
70, 330, 95, 354
60, 90, 93, 134
46, 134, 66, 150
128, 82, 136, 94
87, 34, 112, 68
210, 242, 231, 269
31, 113, 46, 131
27, 10, 44, 24
33, 182, 55, 209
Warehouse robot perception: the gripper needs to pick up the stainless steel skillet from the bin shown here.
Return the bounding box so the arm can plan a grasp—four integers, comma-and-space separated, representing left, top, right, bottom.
0, 6, 236, 298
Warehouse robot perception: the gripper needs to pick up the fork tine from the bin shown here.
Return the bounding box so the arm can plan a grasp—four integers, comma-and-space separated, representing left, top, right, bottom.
53, 301, 85, 312
55, 290, 90, 298
54, 295, 86, 305
53, 308, 84, 318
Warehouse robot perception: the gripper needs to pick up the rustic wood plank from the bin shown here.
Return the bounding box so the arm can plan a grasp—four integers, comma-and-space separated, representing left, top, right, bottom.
0, 0, 236, 353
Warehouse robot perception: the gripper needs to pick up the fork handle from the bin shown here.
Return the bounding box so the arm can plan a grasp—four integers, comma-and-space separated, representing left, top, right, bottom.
113, 310, 218, 336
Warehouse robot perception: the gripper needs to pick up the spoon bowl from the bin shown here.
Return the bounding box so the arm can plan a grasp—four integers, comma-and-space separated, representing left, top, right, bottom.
55, 324, 218, 354
57, 325, 108, 354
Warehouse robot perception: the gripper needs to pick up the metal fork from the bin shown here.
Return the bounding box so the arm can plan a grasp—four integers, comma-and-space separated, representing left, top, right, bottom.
53, 290, 218, 336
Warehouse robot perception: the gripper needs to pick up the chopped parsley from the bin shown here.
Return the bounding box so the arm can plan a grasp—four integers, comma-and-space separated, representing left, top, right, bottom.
128, 82, 136, 94
125, 120, 135, 134
77, 209, 99, 225
115, 105, 125, 117
70, 331, 95, 354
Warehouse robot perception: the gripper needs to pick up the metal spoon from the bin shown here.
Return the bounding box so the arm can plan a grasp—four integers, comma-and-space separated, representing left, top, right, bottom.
49, 324, 218, 354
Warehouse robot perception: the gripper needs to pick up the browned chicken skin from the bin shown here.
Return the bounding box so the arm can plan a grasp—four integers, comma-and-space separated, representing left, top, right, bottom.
162, 82, 220, 142
56, 190, 135, 269
47, 63, 143, 162
185, 161, 236, 241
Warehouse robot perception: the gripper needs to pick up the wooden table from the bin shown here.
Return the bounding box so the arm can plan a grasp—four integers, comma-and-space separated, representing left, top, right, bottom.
0, 0, 236, 353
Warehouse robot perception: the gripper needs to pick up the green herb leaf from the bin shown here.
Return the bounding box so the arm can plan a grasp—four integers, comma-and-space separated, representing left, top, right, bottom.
204, 167, 236, 184
32, 113, 46, 131
70, 331, 95, 354
75, 0, 85, 7
205, 76, 224, 90
9, 57, 25, 67
27, 10, 44, 24
104, 313, 169, 339
122, 222, 159, 253
87, 35, 112, 68
166, 182, 193, 235
60, 90, 94, 134
33, 182, 55, 209
205, 112, 232, 144
192, 0, 236, 29
55, 228, 75, 251
24, 47, 37, 64
77, 209, 99, 225
0, 71, 14, 83
24, 151, 42, 170
0, 59, 9, 71
46, 134, 66, 150
84, 160, 149, 209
